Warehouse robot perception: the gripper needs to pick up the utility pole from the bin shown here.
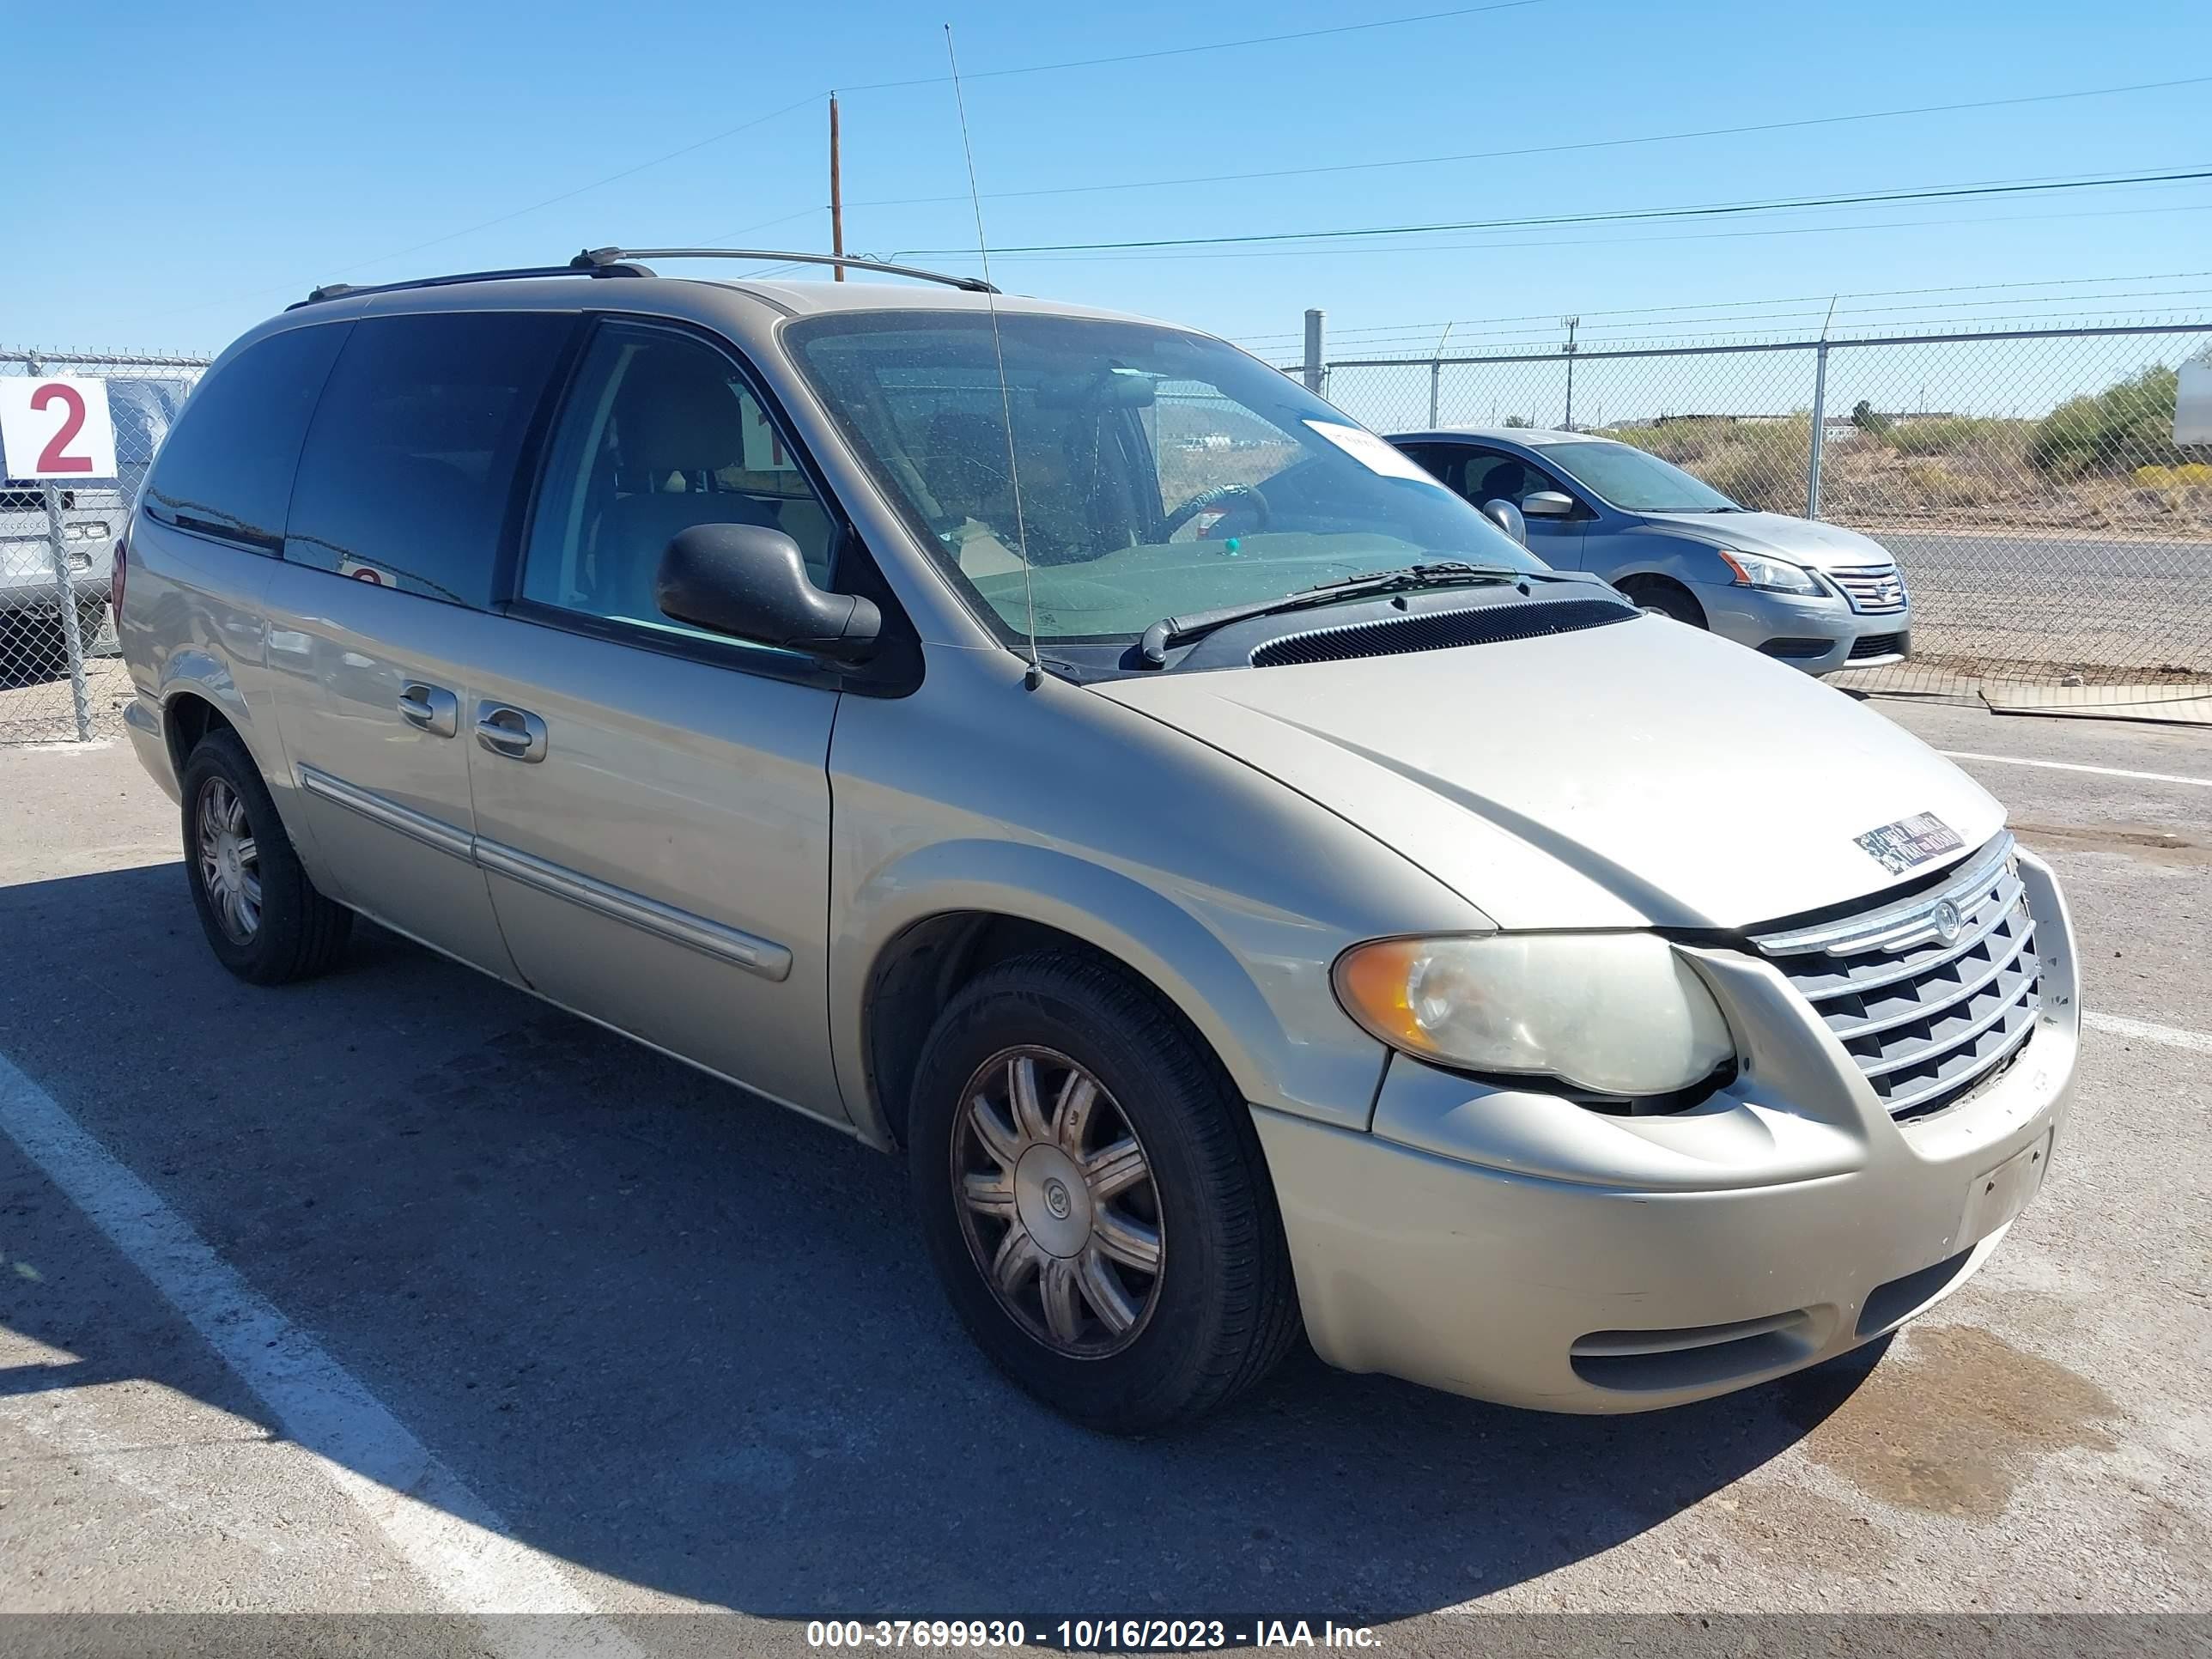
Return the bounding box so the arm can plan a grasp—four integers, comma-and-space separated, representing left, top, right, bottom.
1560, 315, 1581, 429
829, 93, 845, 280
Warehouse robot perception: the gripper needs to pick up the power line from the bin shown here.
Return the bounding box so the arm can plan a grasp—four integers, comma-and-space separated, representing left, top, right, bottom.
835, 1, 1545, 92
982, 197, 2212, 268
847, 73, 2212, 210
1232, 270, 2212, 342
1238, 270, 2212, 338
1322, 307, 2212, 358
144, 3, 1552, 322
1240, 284, 2212, 349
899, 166, 2212, 257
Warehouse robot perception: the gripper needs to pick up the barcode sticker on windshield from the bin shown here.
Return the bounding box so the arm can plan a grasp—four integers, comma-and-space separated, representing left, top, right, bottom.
1304, 420, 1448, 487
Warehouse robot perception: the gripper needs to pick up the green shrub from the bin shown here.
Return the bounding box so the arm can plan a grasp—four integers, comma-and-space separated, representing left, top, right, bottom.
2028, 365, 2184, 479
1850, 398, 1890, 435
1901, 461, 1992, 507
1699, 417, 1812, 513
1887, 416, 2025, 458
1607, 416, 1732, 467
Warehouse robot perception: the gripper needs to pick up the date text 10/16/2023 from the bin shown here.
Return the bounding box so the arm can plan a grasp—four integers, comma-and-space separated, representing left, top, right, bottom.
805, 1619, 1382, 1650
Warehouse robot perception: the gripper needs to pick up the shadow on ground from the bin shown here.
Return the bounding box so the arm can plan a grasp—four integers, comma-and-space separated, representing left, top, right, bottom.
0, 862, 1878, 1622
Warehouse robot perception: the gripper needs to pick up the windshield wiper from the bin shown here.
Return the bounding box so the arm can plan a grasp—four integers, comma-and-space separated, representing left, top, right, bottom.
1137, 561, 1523, 666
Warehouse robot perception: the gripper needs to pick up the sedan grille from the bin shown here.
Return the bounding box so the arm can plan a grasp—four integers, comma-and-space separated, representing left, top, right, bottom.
1749, 835, 2040, 1120
1828, 562, 1907, 615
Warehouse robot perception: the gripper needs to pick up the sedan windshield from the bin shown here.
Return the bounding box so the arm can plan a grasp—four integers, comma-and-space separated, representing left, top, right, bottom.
1540, 441, 1741, 513
784, 311, 1543, 644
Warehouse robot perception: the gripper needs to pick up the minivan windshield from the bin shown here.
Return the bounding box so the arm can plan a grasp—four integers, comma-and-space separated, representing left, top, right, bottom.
786, 312, 1543, 644
1540, 441, 1741, 514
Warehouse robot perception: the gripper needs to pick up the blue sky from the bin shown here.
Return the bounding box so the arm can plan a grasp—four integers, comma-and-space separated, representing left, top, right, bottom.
9, 0, 2211, 359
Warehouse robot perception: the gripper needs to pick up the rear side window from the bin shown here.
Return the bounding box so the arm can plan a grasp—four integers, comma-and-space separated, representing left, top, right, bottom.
143, 325, 350, 550
283, 312, 572, 606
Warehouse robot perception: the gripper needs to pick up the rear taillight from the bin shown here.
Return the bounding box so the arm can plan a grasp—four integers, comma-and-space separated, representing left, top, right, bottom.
110, 530, 128, 617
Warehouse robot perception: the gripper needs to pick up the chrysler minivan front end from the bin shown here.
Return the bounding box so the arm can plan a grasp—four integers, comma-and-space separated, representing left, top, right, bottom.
124, 257, 2075, 1434
1260, 838, 2074, 1410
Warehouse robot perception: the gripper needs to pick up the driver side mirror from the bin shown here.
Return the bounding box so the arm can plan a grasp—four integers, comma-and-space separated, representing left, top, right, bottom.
1522, 489, 1576, 519
656, 522, 881, 665
1480, 498, 1528, 546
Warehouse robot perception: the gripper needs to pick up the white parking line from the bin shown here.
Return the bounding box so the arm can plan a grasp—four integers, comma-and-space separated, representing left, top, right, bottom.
0, 1049, 645, 1653
2085, 1010, 2212, 1056
1938, 750, 2212, 789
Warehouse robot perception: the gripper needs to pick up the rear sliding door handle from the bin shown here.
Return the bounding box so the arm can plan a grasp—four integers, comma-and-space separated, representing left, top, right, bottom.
397, 681, 459, 738
474, 702, 549, 763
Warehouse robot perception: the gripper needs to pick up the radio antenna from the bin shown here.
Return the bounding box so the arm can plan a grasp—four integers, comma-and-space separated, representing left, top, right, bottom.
945, 22, 1042, 690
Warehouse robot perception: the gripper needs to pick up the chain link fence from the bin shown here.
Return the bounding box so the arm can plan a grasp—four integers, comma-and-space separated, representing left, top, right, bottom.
2, 349, 208, 744
1304, 322, 2212, 708
7, 327, 2206, 738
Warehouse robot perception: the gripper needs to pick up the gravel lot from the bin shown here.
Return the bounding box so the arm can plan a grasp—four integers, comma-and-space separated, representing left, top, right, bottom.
0, 696, 2206, 1656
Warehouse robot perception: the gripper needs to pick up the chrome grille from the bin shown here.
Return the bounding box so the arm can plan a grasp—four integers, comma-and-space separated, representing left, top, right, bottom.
1828, 562, 1907, 615
1751, 835, 2041, 1119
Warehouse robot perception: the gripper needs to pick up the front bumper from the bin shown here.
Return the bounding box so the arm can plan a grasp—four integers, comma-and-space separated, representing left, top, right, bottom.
1257, 852, 2077, 1413
1692, 579, 1911, 676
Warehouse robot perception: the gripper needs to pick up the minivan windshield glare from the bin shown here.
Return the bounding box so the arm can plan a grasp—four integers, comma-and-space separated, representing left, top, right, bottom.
786, 312, 1543, 644
1540, 441, 1741, 514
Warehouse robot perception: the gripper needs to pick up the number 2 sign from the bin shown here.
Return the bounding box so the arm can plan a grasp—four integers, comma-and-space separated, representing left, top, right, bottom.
0, 376, 118, 480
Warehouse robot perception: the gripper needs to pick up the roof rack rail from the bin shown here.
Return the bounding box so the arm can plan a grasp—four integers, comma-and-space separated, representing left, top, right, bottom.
290, 259, 654, 310
572, 246, 997, 294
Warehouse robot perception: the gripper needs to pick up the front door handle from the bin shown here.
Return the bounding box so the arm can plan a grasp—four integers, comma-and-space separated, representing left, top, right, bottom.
473, 702, 549, 763
398, 681, 459, 738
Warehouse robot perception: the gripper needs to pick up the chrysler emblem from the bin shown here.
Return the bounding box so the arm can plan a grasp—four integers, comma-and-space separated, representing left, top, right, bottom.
1931, 898, 1963, 945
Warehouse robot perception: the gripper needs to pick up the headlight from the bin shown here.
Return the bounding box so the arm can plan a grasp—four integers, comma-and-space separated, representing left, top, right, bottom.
1334, 933, 1735, 1097
1717, 549, 1821, 595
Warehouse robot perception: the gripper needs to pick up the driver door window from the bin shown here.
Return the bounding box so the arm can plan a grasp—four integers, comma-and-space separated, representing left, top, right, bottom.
1460, 447, 1576, 512
522, 322, 836, 642
1458, 445, 1589, 567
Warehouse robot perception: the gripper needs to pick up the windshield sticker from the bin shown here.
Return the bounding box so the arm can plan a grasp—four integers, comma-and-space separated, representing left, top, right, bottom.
1855, 812, 1966, 874
1304, 421, 1449, 488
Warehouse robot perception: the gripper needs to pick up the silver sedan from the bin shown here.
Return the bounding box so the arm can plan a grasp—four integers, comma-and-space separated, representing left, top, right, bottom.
1389, 426, 1911, 674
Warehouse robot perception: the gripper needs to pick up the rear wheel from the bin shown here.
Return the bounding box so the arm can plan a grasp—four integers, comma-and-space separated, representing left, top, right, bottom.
1620, 576, 1707, 629
908, 951, 1301, 1434
179, 728, 352, 983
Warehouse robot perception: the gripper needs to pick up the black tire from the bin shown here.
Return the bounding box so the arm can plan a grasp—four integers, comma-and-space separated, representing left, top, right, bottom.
908, 950, 1301, 1434
1620, 576, 1707, 629
179, 727, 353, 984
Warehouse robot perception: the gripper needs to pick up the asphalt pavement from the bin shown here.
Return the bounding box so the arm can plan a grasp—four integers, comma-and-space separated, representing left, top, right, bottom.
1873, 528, 2211, 673
0, 696, 2207, 1656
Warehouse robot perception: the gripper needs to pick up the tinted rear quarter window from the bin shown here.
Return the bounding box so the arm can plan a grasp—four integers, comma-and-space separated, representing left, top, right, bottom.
283, 312, 573, 606
143, 324, 351, 550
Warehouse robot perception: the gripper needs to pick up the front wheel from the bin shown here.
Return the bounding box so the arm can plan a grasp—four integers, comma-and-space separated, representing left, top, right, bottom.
908, 951, 1301, 1434
1619, 576, 1708, 629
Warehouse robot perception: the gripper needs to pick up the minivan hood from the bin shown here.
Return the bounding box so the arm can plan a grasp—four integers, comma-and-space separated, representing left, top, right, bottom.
1097, 614, 2001, 931
1639, 510, 1895, 570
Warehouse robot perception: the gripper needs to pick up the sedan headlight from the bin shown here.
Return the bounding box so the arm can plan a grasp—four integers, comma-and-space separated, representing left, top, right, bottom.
1334, 933, 1735, 1097
1717, 549, 1822, 595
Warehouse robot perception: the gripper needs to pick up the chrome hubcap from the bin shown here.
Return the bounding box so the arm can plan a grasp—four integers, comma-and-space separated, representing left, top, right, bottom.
952, 1048, 1164, 1358
196, 778, 261, 943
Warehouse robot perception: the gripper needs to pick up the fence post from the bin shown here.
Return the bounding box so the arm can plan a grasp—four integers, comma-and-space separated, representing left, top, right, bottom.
1303, 308, 1325, 395
1428, 358, 1443, 426
1805, 340, 1830, 520
43, 480, 94, 744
